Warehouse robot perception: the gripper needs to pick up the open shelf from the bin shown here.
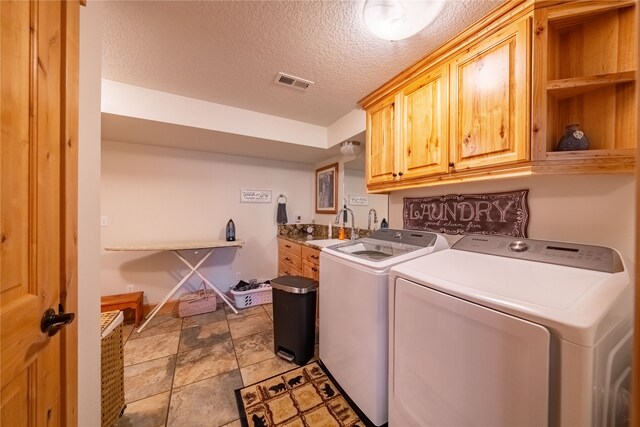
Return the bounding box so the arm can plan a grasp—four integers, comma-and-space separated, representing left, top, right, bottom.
547, 71, 636, 99
544, 2, 636, 160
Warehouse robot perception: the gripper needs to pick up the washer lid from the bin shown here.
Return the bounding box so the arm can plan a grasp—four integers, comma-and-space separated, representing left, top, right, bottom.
390, 243, 631, 347
325, 229, 446, 264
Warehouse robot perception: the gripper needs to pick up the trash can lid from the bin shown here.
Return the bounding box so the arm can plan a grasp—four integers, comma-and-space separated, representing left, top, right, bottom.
271, 275, 318, 294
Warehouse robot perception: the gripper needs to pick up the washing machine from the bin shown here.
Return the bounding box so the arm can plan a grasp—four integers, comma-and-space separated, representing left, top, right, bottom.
319, 228, 448, 426
388, 234, 633, 427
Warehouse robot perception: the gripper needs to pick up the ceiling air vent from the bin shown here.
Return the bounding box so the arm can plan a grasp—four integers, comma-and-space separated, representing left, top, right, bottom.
275, 72, 314, 91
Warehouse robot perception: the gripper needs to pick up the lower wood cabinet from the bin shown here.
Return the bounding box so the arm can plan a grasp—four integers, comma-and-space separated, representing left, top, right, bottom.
301, 246, 320, 281
277, 238, 321, 282
278, 238, 302, 276
278, 238, 322, 321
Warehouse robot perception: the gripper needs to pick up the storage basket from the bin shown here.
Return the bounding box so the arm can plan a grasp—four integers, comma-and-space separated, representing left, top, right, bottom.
178, 283, 217, 317
101, 310, 125, 427
230, 283, 272, 308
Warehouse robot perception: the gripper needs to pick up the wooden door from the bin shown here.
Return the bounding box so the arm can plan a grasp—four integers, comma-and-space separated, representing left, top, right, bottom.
1, 1, 79, 426
366, 95, 398, 186
450, 18, 530, 171
400, 65, 449, 179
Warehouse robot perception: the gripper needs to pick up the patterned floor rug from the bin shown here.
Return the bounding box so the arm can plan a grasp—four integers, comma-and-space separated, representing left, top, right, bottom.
235, 361, 368, 427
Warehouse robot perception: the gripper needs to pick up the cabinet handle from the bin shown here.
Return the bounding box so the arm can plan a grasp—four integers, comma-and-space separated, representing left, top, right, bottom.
311, 255, 319, 259
312, 267, 318, 272
285, 257, 291, 261
398, 171, 403, 176
392, 173, 397, 177
285, 244, 291, 248
448, 162, 455, 167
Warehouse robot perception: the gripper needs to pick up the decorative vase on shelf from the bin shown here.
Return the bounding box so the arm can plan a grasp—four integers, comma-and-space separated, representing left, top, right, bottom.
225, 219, 236, 241
556, 124, 589, 151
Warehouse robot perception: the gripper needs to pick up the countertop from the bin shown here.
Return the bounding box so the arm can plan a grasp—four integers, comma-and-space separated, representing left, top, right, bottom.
277, 234, 334, 250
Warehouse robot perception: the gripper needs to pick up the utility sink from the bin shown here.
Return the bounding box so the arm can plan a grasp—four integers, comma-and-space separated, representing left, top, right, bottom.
308, 239, 344, 248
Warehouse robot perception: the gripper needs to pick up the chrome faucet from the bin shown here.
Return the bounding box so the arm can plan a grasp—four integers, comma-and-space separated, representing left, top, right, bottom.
368, 208, 378, 230
334, 207, 357, 240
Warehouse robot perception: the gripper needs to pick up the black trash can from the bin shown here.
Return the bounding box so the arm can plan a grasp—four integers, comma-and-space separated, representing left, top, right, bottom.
271, 275, 318, 366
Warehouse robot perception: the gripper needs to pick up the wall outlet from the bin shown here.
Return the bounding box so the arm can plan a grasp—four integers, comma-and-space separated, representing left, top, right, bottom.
126, 284, 134, 293
235, 272, 241, 280
100, 215, 109, 227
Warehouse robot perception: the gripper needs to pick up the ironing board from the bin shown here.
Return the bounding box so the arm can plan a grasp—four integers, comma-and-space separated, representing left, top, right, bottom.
105, 239, 244, 332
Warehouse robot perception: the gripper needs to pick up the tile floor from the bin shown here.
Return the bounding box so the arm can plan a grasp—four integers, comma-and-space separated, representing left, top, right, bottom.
116, 303, 317, 427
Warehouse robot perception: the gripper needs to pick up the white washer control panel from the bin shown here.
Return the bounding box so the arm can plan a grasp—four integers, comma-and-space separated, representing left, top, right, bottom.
453, 235, 623, 273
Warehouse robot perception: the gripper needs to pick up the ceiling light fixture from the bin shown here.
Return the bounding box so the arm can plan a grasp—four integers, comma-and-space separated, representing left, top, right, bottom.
362, 0, 444, 41
340, 140, 361, 156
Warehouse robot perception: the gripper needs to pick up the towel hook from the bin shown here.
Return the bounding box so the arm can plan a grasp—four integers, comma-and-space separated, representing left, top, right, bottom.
278, 194, 287, 203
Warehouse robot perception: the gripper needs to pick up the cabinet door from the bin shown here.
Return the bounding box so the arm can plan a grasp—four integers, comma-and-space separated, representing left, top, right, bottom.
302, 260, 320, 281
401, 65, 449, 179
450, 18, 530, 171
366, 95, 398, 185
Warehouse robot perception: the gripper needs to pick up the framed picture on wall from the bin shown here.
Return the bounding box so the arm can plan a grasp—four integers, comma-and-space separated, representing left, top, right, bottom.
316, 163, 338, 214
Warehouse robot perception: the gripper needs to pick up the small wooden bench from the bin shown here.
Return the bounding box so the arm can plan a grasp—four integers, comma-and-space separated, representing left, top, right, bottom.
101, 292, 144, 326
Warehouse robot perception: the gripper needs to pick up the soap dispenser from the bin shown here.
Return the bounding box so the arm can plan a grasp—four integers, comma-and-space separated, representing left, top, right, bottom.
225, 219, 236, 241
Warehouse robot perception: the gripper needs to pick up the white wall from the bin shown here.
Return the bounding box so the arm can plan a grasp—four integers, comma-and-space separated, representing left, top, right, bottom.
312, 154, 390, 231
101, 141, 316, 303
344, 167, 389, 230
389, 174, 636, 262
78, 2, 102, 425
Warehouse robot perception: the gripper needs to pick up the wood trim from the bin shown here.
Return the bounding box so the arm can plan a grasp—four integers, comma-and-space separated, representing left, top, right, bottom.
143, 299, 180, 317
358, 0, 533, 108
61, 1, 79, 426
632, 1, 639, 424
531, 6, 549, 161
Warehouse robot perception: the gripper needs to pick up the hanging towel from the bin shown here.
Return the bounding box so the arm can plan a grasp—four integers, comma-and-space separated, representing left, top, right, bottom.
277, 203, 288, 224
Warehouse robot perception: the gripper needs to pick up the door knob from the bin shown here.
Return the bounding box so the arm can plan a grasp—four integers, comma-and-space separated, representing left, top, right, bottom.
41, 305, 75, 337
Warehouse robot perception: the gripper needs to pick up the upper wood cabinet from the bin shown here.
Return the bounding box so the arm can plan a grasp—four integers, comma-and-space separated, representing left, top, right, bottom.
401, 65, 450, 179
361, 0, 637, 192
449, 18, 530, 172
366, 64, 449, 186
366, 95, 396, 186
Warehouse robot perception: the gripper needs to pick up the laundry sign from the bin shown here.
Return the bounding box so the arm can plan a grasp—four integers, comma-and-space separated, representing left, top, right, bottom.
403, 190, 529, 237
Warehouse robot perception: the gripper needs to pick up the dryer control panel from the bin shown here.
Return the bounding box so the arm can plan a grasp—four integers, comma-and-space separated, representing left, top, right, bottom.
452, 235, 624, 273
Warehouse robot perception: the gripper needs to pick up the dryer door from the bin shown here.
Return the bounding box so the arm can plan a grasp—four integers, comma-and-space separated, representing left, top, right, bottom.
390, 278, 550, 426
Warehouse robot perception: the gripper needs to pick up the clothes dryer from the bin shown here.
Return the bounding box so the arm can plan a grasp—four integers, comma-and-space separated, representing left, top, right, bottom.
389, 235, 633, 426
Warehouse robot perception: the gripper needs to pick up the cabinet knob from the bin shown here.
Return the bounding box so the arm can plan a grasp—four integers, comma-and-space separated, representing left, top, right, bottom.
392, 173, 397, 177
398, 171, 403, 176
448, 162, 455, 167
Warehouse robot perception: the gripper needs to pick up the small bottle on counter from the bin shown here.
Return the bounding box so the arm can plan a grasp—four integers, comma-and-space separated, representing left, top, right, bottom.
338, 227, 345, 240
226, 219, 236, 241
328, 222, 333, 238
380, 218, 388, 228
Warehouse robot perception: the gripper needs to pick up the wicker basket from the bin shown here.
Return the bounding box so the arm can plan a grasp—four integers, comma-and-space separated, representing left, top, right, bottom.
230, 284, 272, 308
178, 283, 217, 317
101, 310, 125, 427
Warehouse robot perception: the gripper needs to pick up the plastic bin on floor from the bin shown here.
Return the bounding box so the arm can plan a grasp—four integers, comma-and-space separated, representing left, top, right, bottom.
271, 275, 318, 365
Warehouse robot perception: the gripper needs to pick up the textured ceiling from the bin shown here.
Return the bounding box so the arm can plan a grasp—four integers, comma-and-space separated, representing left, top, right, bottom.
102, 0, 505, 128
